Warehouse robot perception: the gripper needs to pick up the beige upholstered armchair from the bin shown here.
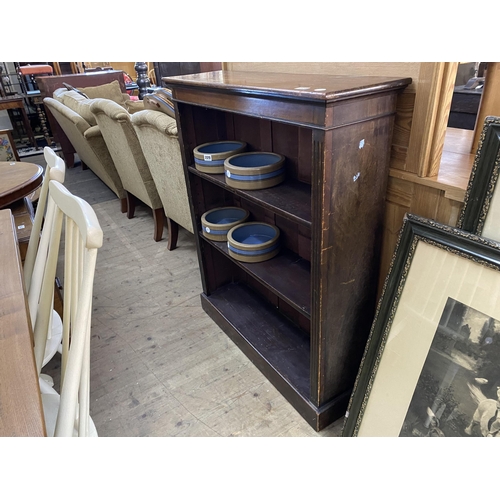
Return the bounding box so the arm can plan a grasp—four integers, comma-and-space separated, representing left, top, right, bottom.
131, 109, 193, 250
89, 98, 164, 242
43, 96, 127, 212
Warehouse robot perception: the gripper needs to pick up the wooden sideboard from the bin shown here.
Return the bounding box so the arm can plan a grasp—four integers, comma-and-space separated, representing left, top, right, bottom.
165, 70, 411, 430
36, 71, 126, 167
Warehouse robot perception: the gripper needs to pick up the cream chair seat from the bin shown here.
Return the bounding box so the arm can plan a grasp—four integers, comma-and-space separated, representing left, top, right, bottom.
131, 109, 193, 250
90, 98, 164, 242
34, 179, 103, 436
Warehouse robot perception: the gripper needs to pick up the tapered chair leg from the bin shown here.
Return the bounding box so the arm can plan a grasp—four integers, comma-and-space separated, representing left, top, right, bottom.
167, 218, 179, 251
126, 191, 136, 219
120, 198, 127, 213
153, 207, 164, 242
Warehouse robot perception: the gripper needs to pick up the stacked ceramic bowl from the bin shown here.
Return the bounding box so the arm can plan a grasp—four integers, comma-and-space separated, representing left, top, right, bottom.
224, 152, 285, 190
193, 141, 247, 174
227, 222, 280, 263
201, 206, 249, 242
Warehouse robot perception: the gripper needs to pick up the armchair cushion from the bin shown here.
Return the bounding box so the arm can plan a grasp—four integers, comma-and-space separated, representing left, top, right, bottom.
60, 90, 97, 126
78, 80, 127, 107
62, 82, 89, 98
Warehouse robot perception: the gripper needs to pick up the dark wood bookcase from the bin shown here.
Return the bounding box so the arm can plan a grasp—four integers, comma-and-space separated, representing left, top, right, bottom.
163, 71, 412, 430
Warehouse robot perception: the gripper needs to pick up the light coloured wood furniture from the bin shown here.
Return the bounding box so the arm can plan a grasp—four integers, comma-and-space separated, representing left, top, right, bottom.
36, 180, 102, 436
25, 148, 66, 371
379, 127, 475, 293
0, 209, 46, 436
0, 160, 43, 209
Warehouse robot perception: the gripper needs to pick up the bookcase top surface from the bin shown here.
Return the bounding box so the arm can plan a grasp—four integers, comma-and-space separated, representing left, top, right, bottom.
163, 70, 412, 102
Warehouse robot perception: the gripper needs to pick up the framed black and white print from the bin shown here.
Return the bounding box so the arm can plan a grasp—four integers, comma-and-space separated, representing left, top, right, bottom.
457, 116, 500, 240
342, 213, 500, 437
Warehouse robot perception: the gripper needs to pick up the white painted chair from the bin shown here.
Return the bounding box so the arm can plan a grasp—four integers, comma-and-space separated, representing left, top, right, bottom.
24, 147, 66, 368
24, 147, 66, 289
33, 180, 103, 436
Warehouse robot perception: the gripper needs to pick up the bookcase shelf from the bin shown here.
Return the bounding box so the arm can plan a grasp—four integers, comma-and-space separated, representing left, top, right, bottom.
201, 233, 311, 317
165, 70, 411, 430
188, 166, 312, 227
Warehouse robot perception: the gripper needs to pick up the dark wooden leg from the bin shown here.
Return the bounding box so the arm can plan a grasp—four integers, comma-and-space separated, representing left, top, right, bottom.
126, 192, 135, 219
81, 161, 89, 170
19, 104, 37, 148
45, 108, 76, 167
63, 151, 75, 168
167, 217, 179, 251
153, 207, 164, 242
35, 100, 52, 146
120, 197, 127, 213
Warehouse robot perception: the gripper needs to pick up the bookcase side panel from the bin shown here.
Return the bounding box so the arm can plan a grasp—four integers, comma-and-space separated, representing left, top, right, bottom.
314, 111, 396, 405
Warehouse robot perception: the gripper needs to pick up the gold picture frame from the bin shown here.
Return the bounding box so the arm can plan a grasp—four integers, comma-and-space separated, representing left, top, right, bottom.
343, 214, 500, 437
0, 129, 20, 162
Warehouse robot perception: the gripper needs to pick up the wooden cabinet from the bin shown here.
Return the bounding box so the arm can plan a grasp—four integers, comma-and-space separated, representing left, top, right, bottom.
164, 71, 411, 430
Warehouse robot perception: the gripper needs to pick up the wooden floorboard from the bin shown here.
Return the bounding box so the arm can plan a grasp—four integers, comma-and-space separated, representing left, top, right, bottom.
35, 153, 343, 437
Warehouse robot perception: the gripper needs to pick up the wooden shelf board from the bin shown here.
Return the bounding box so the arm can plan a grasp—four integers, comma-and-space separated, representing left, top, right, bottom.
201, 282, 350, 429
201, 234, 311, 318
203, 282, 310, 397
189, 166, 312, 227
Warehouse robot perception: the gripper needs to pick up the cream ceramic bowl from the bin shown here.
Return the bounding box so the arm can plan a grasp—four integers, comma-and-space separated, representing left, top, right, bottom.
201, 206, 250, 242
224, 152, 285, 190
227, 222, 280, 263
193, 141, 247, 174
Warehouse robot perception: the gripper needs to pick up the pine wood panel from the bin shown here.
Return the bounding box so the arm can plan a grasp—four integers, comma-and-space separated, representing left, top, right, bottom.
379, 176, 465, 296
406, 63, 458, 176
427, 62, 460, 177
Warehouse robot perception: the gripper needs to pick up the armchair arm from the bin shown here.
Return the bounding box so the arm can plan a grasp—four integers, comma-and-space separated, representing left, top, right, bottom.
131, 109, 178, 137
84, 125, 103, 140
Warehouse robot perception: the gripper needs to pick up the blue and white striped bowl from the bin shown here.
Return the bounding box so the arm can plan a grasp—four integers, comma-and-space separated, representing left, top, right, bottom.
224, 152, 285, 190
194, 141, 247, 174
201, 206, 250, 242
227, 222, 280, 263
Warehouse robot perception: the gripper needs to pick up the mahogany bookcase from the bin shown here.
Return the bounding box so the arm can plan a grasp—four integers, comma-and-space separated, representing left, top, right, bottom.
164, 71, 411, 431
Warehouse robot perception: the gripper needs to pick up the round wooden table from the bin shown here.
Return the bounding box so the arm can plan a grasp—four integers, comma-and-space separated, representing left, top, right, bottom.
0, 161, 43, 209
